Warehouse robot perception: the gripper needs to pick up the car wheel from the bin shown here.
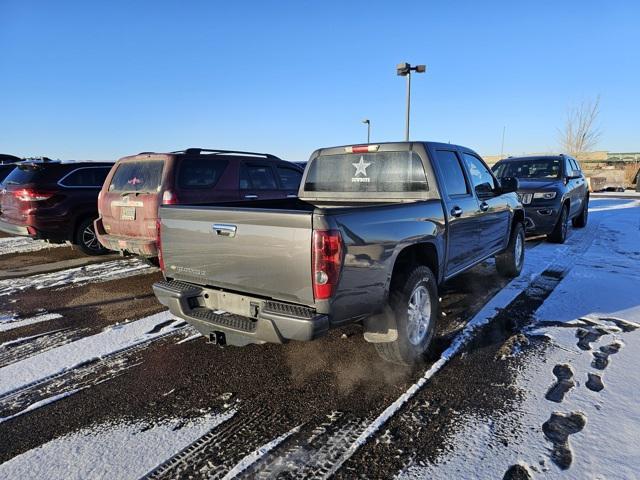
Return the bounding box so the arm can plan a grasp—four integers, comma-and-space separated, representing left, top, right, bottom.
572, 196, 589, 228
374, 266, 438, 366
496, 222, 525, 277
548, 204, 569, 244
74, 218, 109, 256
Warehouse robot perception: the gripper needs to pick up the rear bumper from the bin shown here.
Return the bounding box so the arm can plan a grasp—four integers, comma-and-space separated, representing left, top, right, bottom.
153, 279, 329, 346
0, 218, 29, 236
94, 218, 157, 257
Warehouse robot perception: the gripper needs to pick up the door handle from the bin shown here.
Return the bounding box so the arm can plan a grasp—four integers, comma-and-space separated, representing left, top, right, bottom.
479, 202, 489, 212
286, 194, 298, 198
244, 194, 258, 199
213, 224, 237, 237
451, 206, 463, 218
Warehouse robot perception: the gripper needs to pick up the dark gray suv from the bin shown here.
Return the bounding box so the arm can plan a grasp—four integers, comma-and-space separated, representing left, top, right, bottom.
492, 154, 588, 243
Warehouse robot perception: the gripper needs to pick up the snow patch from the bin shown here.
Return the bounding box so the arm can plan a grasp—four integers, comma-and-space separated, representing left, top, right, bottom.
0, 312, 62, 333
0, 310, 175, 396
0, 258, 152, 296
0, 236, 65, 255
0, 413, 232, 480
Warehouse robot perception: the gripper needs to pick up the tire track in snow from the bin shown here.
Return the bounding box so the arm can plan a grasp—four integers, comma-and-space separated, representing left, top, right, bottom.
0, 328, 85, 368
0, 314, 194, 422
143, 404, 293, 480
0, 257, 153, 297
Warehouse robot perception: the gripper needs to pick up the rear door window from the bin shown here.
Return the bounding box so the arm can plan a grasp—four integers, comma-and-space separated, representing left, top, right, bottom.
60, 167, 111, 187
177, 158, 228, 189
276, 166, 302, 190
435, 150, 469, 196
304, 151, 428, 193
240, 164, 278, 190
109, 160, 165, 193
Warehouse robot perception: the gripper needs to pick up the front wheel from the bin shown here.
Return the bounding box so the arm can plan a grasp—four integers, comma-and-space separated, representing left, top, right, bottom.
572, 196, 589, 228
74, 218, 109, 256
374, 266, 439, 366
547, 204, 569, 244
496, 222, 525, 277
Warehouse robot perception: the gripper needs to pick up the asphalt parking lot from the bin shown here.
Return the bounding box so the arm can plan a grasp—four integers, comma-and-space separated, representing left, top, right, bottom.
0, 197, 639, 479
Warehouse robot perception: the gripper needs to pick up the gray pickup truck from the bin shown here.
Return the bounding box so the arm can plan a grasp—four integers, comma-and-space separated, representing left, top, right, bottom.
153, 142, 524, 364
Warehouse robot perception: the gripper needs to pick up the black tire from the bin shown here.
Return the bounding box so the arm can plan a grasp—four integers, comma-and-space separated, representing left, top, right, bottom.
143, 257, 160, 267
373, 266, 439, 366
74, 218, 109, 256
572, 195, 589, 228
547, 204, 569, 244
496, 222, 525, 277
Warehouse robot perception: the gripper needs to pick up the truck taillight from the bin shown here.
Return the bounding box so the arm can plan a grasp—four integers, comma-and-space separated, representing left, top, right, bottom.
162, 190, 178, 205
312, 230, 343, 300
156, 219, 165, 271
14, 189, 54, 202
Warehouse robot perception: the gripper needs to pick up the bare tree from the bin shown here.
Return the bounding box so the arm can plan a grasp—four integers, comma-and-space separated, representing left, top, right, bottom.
558, 96, 602, 156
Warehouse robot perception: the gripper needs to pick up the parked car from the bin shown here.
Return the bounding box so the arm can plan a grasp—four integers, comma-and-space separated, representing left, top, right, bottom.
0, 154, 24, 184
153, 141, 524, 365
94, 148, 304, 263
492, 154, 589, 243
0, 159, 114, 255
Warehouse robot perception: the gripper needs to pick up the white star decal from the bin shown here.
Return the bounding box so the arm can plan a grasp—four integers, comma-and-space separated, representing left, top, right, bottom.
352, 156, 372, 177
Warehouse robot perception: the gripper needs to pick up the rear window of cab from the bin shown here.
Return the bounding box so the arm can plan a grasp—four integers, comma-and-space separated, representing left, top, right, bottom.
109, 160, 165, 193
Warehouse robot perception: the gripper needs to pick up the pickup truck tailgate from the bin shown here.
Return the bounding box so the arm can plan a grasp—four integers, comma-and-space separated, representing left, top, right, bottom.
160, 205, 315, 306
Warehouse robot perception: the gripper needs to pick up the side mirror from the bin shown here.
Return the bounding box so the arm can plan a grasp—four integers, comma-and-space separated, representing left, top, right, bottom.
475, 182, 494, 197
499, 176, 519, 194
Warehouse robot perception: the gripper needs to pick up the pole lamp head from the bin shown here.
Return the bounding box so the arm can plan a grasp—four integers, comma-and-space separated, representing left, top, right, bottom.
362, 119, 370, 125
396, 62, 410, 76
415, 64, 426, 73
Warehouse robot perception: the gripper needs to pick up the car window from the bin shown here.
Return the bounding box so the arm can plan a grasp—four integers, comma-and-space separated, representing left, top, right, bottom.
109, 160, 165, 193
240, 164, 278, 190
304, 151, 428, 193
178, 158, 228, 189
276, 166, 302, 190
462, 153, 496, 191
564, 158, 573, 176
435, 150, 468, 196
568, 158, 580, 174
60, 167, 111, 187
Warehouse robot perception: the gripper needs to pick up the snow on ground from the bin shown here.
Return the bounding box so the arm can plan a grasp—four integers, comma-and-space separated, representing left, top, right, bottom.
0, 236, 65, 255
0, 310, 176, 396
0, 311, 62, 333
398, 197, 640, 479
0, 257, 152, 296
0, 411, 234, 480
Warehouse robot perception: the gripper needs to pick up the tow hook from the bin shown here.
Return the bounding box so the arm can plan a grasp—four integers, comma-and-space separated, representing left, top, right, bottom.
208, 331, 226, 346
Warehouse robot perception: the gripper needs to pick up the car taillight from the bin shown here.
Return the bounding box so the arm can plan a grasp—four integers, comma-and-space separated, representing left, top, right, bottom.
162, 190, 179, 205
156, 219, 165, 271
312, 230, 343, 300
14, 189, 54, 202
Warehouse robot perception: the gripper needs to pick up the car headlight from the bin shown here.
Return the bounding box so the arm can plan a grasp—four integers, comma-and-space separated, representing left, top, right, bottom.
533, 192, 557, 200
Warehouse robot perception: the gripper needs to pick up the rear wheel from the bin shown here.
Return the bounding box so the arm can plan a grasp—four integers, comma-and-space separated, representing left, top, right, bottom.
496, 222, 525, 277
374, 266, 439, 366
572, 196, 589, 228
74, 218, 109, 256
547, 204, 569, 244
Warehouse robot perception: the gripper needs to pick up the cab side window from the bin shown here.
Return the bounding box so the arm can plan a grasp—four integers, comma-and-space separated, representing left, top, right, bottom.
462, 153, 496, 196
435, 150, 468, 196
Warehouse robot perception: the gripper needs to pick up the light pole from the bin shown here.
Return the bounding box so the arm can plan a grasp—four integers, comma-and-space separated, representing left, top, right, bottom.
362, 119, 371, 143
397, 62, 426, 141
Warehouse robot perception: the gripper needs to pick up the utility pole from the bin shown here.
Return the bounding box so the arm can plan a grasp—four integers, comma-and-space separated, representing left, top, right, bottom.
396, 62, 426, 141
500, 126, 506, 158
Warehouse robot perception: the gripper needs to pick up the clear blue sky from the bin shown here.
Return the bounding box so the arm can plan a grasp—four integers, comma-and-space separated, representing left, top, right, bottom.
1, 0, 638, 161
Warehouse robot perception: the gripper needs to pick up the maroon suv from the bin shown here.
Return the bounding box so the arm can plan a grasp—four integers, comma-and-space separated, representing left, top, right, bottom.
0, 160, 114, 255
95, 148, 303, 262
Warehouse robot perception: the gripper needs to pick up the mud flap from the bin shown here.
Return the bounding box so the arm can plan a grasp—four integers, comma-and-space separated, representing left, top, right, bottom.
363, 308, 399, 343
